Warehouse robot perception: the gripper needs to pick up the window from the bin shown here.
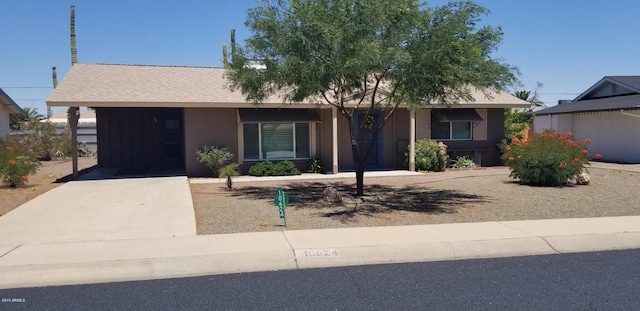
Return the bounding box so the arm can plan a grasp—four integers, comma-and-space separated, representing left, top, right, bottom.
243, 123, 310, 160
430, 109, 481, 140
431, 121, 472, 140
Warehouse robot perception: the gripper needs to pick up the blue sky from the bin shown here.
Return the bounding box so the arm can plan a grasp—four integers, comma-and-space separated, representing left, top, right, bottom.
2, 0, 640, 116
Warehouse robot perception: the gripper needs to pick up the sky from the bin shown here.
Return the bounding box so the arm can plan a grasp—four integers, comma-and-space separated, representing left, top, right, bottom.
2, 0, 640, 116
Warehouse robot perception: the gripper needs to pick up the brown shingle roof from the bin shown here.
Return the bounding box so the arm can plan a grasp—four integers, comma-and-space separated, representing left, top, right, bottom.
46, 63, 529, 109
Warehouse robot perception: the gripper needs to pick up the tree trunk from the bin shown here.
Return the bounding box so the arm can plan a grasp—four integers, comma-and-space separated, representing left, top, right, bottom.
355, 163, 365, 196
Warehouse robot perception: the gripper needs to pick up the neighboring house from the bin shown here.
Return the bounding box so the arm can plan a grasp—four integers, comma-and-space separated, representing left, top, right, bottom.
533, 76, 640, 163
46, 63, 529, 176
0, 88, 25, 138
47, 109, 98, 152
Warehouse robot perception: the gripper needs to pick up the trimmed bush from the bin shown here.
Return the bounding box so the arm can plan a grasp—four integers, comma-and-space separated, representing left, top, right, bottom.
406, 139, 447, 172
196, 145, 233, 177
502, 130, 593, 186
249, 160, 302, 176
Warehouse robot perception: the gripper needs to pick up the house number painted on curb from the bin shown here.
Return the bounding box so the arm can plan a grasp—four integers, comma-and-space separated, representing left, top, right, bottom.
295, 249, 338, 258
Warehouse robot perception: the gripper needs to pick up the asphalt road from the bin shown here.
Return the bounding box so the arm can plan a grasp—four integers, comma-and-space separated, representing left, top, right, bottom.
2, 249, 639, 310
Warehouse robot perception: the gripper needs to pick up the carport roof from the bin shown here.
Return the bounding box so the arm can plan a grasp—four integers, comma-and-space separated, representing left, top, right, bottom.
46, 63, 530, 109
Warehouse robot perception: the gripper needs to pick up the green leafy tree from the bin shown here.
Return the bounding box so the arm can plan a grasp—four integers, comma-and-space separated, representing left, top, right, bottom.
226, 0, 518, 195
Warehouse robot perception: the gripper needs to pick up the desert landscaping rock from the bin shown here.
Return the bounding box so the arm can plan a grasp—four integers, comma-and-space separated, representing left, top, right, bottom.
191, 167, 640, 235
322, 186, 342, 203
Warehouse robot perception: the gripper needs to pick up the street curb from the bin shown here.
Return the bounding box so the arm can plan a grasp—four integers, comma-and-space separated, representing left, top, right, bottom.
1, 217, 640, 289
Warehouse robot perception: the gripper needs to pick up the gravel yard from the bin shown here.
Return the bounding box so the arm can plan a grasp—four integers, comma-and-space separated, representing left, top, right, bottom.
191, 167, 640, 235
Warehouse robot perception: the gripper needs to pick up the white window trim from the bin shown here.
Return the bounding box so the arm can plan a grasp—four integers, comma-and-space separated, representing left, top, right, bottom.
239, 121, 315, 161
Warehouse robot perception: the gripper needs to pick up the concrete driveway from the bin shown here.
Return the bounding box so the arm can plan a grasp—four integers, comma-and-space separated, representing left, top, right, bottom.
0, 176, 196, 245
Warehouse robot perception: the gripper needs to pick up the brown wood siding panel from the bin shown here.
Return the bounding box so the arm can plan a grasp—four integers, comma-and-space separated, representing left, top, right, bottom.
96, 108, 109, 167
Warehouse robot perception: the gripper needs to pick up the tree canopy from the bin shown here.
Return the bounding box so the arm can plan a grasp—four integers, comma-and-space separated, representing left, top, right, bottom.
226, 0, 519, 195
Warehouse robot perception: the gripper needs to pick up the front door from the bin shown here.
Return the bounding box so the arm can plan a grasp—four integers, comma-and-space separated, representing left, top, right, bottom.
161, 117, 183, 167
354, 111, 383, 168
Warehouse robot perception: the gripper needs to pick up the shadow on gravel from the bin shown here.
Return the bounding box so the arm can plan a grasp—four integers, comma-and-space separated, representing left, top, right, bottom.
231, 182, 488, 223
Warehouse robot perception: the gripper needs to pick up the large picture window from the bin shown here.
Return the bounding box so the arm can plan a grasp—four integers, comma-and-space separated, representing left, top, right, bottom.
243, 123, 310, 160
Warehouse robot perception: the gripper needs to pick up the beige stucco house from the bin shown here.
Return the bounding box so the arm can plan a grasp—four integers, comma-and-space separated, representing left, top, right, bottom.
47, 63, 529, 176
534, 76, 640, 163
0, 88, 25, 138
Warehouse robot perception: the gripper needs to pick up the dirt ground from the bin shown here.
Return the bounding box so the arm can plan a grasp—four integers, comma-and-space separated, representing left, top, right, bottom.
0, 157, 97, 216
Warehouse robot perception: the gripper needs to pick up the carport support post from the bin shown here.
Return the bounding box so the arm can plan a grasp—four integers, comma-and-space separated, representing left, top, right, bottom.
69, 106, 80, 179
409, 109, 416, 172
332, 106, 339, 174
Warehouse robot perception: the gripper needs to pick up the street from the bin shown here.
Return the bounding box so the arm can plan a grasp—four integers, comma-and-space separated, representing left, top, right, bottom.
2, 249, 639, 310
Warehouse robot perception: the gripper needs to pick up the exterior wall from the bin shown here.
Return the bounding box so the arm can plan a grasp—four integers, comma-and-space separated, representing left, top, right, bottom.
96, 107, 183, 171
185, 107, 321, 176
572, 111, 640, 163
533, 114, 552, 132
184, 108, 239, 176
334, 109, 409, 170
318, 109, 334, 172
533, 114, 573, 133
0, 107, 9, 137
414, 108, 505, 166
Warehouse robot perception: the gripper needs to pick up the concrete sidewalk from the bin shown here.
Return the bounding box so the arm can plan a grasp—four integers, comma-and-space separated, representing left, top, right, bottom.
1, 215, 640, 289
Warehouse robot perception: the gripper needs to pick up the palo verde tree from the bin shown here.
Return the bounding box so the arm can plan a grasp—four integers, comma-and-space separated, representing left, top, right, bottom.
226, 0, 518, 196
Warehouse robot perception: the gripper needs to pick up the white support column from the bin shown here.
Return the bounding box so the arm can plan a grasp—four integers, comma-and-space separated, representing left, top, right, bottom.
332, 106, 339, 174
409, 109, 416, 172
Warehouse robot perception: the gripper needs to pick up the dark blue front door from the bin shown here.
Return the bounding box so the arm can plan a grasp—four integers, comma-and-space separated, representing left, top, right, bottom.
354, 111, 383, 168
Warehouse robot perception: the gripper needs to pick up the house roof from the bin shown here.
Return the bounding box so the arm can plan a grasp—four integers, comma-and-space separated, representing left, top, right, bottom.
0, 88, 25, 115
534, 75, 640, 116
47, 63, 530, 109
534, 93, 640, 116
574, 76, 640, 101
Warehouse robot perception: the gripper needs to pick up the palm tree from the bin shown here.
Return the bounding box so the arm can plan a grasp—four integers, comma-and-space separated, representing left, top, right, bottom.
10, 107, 45, 130
219, 163, 240, 190
514, 82, 544, 107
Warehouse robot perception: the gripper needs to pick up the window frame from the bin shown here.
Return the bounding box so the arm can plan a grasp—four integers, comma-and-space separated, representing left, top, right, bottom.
431, 120, 473, 141
241, 121, 313, 161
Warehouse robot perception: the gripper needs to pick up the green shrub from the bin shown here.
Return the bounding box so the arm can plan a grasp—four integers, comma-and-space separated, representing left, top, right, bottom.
502, 130, 594, 186
249, 160, 274, 176
249, 160, 302, 176
21, 120, 68, 161
406, 139, 447, 172
450, 155, 476, 169
196, 145, 233, 177
308, 155, 326, 173
0, 138, 40, 187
